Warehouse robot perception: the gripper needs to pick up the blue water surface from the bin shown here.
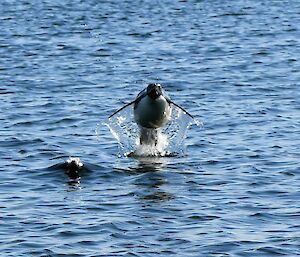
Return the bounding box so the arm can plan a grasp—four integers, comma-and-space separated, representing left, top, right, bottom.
1, 0, 300, 256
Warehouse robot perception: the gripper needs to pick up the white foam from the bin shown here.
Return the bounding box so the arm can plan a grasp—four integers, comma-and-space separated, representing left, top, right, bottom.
133, 130, 169, 157
66, 157, 83, 168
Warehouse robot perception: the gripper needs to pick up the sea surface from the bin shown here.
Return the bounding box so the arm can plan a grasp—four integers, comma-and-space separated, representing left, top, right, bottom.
1, 0, 300, 256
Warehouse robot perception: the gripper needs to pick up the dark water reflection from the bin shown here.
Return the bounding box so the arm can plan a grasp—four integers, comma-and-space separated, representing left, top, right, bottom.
113, 157, 174, 203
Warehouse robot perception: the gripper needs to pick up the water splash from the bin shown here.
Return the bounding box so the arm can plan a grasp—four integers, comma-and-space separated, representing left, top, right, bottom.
105, 104, 198, 157
66, 157, 83, 168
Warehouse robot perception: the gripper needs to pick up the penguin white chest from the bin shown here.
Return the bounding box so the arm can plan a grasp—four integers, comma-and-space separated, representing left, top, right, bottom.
134, 96, 171, 128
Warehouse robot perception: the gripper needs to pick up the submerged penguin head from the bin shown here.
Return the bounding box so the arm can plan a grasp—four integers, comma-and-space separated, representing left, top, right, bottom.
146, 83, 162, 100
65, 157, 83, 180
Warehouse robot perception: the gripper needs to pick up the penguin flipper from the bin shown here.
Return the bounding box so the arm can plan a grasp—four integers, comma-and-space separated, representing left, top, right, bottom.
168, 100, 194, 119
108, 101, 135, 119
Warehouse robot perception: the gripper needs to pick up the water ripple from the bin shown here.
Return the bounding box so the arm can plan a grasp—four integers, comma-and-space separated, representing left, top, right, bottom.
1, 0, 300, 256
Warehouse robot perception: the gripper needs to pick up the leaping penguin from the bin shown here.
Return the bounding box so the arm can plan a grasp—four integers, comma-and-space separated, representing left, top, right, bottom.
109, 83, 193, 145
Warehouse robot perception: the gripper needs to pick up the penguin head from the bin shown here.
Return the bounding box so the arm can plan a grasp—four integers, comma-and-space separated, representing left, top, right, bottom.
65, 158, 83, 180
147, 83, 162, 100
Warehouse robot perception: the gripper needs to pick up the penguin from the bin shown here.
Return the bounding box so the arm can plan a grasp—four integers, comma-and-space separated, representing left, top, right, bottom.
64, 157, 83, 180
109, 83, 193, 145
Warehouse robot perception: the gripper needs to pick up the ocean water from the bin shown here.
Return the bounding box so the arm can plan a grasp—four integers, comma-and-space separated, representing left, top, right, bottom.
1, 0, 300, 256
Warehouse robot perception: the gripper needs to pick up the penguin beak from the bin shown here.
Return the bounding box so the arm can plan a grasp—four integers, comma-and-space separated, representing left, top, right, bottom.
148, 85, 162, 99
